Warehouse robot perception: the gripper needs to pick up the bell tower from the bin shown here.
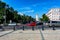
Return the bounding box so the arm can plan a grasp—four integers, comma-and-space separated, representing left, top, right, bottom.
36, 14, 39, 21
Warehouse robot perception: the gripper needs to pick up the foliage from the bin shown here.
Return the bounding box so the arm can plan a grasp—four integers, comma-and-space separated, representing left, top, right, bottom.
0, 1, 35, 24
40, 14, 50, 22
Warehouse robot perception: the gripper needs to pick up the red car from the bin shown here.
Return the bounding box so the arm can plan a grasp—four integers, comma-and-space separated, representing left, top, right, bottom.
25, 21, 43, 27
26, 22, 36, 27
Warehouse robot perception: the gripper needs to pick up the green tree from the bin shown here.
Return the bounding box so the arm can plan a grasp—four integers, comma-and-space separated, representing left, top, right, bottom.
0, 1, 6, 24
40, 14, 50, 22
0, 1, 35, 24
13, 10, 18, 22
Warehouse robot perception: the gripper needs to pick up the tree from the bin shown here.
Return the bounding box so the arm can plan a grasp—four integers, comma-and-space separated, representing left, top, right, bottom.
40, 14, 50, 22
13, 10, 18, 22
0, 1, 6, 24
0, 1, 35, 24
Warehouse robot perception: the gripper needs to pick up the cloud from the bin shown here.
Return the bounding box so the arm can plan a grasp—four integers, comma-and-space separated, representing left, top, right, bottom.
23, 10, 34, 13
32, 4, 39, 7
18, 12, 24, 15
19, 7, 31, 10
19, 7, 34, 13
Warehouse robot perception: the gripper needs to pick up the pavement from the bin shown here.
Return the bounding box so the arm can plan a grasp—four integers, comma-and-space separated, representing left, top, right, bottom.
41, 30, 60, 40
0, 29, 60, 40
0, 30, 14, 37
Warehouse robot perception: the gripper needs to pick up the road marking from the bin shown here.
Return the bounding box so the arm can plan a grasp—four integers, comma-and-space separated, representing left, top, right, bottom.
39, 29, 45, 40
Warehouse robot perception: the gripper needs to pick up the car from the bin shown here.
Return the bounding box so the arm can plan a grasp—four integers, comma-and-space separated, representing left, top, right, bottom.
25, 21, 43, 27
8, 23, 16, 26
36, 21, 43, 25
26, 22, 36, 26
44, 21, 60, 27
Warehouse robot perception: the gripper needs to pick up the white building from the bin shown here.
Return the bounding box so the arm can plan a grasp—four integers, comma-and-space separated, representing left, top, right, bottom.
46, 8, 60, 21
36, 14, 39, 21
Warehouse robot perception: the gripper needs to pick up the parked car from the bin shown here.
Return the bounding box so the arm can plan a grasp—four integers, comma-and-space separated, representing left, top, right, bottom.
25, 21, 43, 27
36, 21, 43, 25
45, 21, 60, 27
8, 23, 16, 26
26, 22, 36, 27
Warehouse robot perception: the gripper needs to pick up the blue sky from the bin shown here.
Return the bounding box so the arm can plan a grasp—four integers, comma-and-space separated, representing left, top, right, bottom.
2, 0, 60, 18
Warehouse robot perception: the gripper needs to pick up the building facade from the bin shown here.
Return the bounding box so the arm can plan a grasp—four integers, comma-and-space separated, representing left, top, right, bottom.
36, 14, 39, 21
46, 8, 60, 21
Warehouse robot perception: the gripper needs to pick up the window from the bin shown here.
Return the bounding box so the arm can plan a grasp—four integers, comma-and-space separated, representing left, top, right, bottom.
52, 21, 57, 23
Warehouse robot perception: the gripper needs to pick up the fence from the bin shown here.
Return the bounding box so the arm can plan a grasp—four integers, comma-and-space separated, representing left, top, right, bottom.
0, 25, 59, 31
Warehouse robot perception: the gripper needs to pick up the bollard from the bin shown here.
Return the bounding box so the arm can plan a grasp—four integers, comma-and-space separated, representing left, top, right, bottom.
2, 26, 5, 31
23, 26, 24, 31
52, 25, 55, 30
32, 26, 34, 31
2, 28, 5, 31
13, 26, 16, 31
42, 25, 44, 30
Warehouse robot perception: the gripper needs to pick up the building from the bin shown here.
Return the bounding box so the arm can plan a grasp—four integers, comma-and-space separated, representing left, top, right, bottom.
36, 14, 39, 21
46, 8, 60, 21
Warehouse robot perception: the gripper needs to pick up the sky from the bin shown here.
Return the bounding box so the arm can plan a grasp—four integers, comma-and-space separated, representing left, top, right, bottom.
1, 0, 60, 18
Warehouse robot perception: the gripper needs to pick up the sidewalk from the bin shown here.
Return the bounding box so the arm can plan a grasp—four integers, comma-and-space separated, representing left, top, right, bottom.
0, 29, 60, 40
0, 30, 42, 40
0, 30, 14, 37
41, 30, 60, 40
